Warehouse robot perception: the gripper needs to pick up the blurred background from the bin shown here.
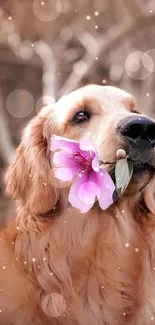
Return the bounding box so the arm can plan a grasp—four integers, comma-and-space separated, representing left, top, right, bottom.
0, 0, 155, 227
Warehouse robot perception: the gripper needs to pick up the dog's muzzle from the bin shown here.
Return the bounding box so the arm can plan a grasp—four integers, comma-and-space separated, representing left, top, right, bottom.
117, 116, 155, 165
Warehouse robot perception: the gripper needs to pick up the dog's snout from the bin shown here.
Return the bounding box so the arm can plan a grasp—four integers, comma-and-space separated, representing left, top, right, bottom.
118, 116, 155, 145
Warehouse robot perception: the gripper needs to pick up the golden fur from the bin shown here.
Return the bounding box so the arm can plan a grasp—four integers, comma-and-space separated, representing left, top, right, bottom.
1, 85, 155, 325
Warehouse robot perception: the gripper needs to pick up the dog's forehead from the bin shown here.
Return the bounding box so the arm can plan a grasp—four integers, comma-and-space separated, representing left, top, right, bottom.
54, 85, 132, 122
76, 85, 130, 102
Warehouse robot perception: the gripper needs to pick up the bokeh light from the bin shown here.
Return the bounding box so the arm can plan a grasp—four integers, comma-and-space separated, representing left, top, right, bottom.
142, 51, 154, 72
125, 51, 152, 80
6, 90, 34, 118
35, 95, 55, 113
33, 0, 62, 22
42, 293, 67, 317
143, 49, 155, 72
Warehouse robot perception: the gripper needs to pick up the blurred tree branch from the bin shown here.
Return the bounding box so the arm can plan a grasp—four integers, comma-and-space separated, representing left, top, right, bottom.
59, 10, 155, 97
0, 89, 15, 165
34, 40, 56, 103
123, 0, 145, 20
59, 19, 133, 96
6, 35, 56, 102
76, 32, 98, 57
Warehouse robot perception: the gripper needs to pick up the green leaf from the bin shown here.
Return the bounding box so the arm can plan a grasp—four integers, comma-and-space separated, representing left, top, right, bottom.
115, 158, 133, 196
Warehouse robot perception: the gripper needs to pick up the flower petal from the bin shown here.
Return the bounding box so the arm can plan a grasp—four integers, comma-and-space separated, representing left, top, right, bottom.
52, 151, 74, 166
92, 154, 100, 172
79, 138, 100, 172
79, 138, 96, 153
78, 171, 100, 204
53, 166, 76, 181
51, 151, 80, 181
69, 174, 94, 213
96, 169, 115, 209
50, 135, 80, 153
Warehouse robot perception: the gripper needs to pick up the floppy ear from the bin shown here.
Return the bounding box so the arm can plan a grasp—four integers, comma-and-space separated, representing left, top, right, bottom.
5, 113, 59, 215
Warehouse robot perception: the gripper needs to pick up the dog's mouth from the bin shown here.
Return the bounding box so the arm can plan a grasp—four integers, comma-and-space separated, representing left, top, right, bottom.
108, 145, 155, 197
132, 161, 155, 173
125, 138, 155, 176
102, 152, 155, 178
102, 138, 155, 195
108, 160, 155, 205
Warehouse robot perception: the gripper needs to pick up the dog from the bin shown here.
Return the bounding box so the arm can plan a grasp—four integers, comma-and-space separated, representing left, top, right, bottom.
1, 84, 155, 325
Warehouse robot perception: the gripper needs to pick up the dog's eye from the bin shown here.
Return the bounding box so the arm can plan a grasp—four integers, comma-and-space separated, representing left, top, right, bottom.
71, 110, 90, 124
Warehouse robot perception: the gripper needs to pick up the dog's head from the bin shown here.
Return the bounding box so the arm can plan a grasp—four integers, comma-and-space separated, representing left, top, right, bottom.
5, 85, 155, 217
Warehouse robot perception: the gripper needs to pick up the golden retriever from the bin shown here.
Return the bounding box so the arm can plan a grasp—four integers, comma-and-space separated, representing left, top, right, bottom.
1, 85, 155, 325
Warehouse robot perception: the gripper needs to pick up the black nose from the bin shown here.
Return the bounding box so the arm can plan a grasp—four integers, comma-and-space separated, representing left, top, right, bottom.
118, 116, 155, 145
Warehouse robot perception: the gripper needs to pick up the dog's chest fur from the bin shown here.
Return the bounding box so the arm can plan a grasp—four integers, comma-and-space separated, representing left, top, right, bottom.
1, 205, 155, 325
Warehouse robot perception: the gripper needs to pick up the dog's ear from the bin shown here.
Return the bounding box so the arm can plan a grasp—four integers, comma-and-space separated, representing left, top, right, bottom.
5, 113, 59, 215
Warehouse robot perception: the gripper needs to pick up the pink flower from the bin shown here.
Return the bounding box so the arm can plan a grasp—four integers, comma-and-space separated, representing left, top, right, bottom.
50, 135, 115, 213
